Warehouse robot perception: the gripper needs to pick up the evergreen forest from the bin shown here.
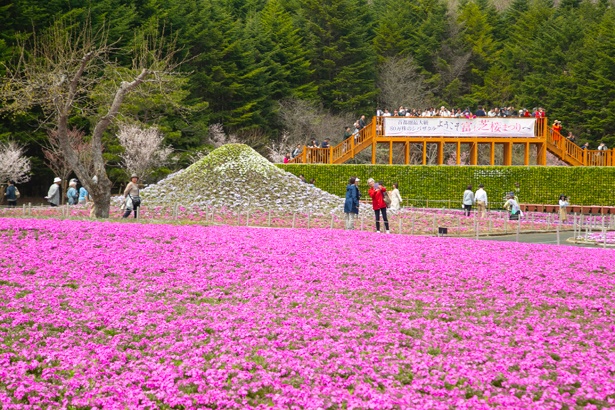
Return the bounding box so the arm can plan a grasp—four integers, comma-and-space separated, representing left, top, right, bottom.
1, 0, 615, 194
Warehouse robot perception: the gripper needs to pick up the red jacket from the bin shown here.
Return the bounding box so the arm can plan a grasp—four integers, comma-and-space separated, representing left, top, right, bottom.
368, 186, 387, 210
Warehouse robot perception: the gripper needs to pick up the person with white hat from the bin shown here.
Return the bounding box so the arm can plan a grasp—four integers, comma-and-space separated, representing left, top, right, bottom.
46, 177, 62, 206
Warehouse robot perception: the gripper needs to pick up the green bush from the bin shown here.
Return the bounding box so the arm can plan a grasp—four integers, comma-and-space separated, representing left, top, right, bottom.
278, 165, 615, 206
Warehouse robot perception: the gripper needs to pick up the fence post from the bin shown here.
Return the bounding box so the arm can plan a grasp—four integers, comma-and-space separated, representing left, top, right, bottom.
268, 210, 272, 227
28, 202, 31, 216
398, 217, 402, 234
360, 214, 364, 231
330, 214, 334, 229
432, 213, 437, 235
603, 227, 607, 249
174, 204, 178, 220
457, 216, 461, 237
411, 214, 415, 235
556, 218, 560, 245
488, 216, 492, 234
291, 212, 295, 229
307, 211, 311, 229
475, 216, 479, 240
22, 204, 26, 216
246, 209, 250, 227
516, 217, 521, 242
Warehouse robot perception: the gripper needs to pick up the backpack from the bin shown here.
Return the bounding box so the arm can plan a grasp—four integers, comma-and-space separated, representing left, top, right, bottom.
382, 190, 391, 208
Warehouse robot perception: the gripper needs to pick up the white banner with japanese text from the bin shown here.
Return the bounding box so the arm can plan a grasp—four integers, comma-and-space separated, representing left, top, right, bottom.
383, 117, 536, 137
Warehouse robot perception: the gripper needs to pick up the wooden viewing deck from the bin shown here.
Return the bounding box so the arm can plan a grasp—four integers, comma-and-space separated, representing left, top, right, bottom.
288, 117, 615, 166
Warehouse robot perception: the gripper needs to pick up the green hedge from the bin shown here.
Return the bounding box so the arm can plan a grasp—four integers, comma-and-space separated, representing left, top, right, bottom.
278, 165, 615, 206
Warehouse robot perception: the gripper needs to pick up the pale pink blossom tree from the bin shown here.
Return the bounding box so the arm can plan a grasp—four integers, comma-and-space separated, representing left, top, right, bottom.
117, 124, 173, 182
0, 142, 31, 184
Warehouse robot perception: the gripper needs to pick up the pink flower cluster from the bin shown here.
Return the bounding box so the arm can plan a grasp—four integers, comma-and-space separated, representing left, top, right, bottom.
0, 218, 614, 409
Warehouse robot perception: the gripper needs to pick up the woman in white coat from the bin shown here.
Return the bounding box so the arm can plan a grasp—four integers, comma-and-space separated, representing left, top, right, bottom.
389, 183, 403, 211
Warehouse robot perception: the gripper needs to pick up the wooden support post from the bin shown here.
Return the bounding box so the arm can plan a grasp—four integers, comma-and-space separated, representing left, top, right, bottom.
437, 142, 444, 165
470, 142, 478, 165
537, 143, 547, 165
329, 146, 333, 164
371, 141, 377, 164
524, 142, 530, 165
404, 142, 410, 165
456, 142, 461, 165
490, 142, 495, 165
422, 141, 427, 165
503, 142, 513, 165
389, 141, 393, 165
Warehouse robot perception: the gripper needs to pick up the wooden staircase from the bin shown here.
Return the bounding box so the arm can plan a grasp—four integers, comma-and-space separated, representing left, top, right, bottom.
288, 120, 375, 164
546, 128, 615, 166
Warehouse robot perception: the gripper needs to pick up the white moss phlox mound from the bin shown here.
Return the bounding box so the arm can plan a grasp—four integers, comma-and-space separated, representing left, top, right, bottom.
141, 144, 344, 213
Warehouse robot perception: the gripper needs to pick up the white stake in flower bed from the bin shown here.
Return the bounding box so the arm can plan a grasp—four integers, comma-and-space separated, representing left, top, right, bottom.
516, 216, 521, 242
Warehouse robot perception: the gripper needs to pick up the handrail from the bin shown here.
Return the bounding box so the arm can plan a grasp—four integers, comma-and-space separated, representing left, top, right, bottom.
546, 125, 615, 166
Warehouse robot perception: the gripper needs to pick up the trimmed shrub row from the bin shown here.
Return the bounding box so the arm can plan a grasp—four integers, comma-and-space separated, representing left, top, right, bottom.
278, 164, 615, 206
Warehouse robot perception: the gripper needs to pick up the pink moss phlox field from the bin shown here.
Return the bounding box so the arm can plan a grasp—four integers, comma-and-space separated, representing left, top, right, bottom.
1, 218, 614, 409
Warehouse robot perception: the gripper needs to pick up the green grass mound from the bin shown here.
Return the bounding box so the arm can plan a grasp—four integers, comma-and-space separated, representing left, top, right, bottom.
142, 144, 343, 213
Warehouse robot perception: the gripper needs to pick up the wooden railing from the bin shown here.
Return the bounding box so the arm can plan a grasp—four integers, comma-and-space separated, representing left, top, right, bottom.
287, 120, 376, 164
546, 126, 615, 166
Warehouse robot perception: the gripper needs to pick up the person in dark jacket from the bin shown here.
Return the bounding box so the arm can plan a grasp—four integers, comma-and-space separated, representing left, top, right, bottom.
4, 180, 18, 208
367, 178, 390, 233
344, 177, 360, 229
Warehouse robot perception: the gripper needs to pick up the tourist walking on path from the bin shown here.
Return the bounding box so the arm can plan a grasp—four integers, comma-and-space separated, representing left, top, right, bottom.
344, 177, 360, 230
389, 183, 403, 211
122, 174, 141, 218
46, 177, 62, 207
78, 185, 88, 205
474, 184, 488, 218
462, 185, 475, 217
66, 180, 79, 205
4, 180, 18, 208
503, 193, 521, 220
558, 194, 570, 223
368, 178, 390, 233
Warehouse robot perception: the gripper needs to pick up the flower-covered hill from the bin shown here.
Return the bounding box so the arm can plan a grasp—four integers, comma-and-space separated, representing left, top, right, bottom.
1, 218, 615, 409
141, 144, 343, 213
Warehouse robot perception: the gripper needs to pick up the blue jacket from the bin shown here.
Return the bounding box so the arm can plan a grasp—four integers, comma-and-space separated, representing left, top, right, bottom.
67, 187, 78, 205
344, 184, 359, 214
5, 185, 17, 201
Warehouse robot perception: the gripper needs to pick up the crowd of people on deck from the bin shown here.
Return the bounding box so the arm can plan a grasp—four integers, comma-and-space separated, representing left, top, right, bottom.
376, 105, 545, 119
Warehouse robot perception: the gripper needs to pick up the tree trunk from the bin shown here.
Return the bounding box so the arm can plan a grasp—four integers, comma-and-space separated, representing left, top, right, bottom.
86, 175, 113, 218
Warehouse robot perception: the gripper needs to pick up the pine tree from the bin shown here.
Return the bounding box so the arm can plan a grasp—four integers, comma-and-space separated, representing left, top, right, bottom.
299, 0, 377, 113
373, 0, 448, 73
247, 0, 316, 102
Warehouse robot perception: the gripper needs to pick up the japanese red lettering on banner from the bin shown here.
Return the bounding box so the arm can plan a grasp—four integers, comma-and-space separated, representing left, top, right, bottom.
383, 117, 536, 137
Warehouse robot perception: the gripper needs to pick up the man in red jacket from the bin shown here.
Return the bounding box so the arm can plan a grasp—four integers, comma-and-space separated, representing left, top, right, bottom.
368, 178, 390, 233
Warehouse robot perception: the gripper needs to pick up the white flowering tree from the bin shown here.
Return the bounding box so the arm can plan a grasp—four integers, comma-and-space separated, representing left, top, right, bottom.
0, 141, 31, 184
117, 124, 173, 182
0, 20, 183, 217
